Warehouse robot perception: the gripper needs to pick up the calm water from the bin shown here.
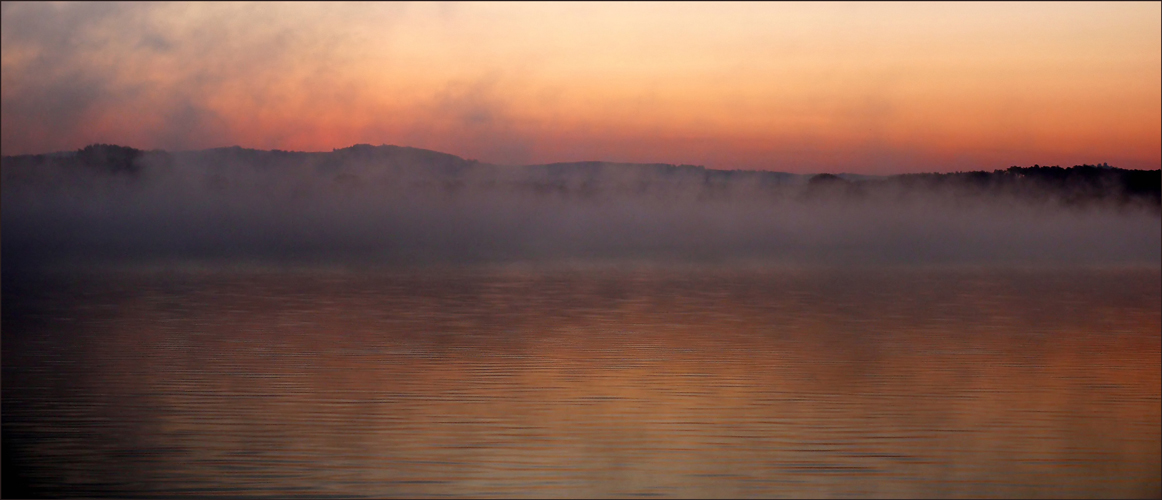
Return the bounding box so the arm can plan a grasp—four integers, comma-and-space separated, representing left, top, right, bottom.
3, 266, 1159, 498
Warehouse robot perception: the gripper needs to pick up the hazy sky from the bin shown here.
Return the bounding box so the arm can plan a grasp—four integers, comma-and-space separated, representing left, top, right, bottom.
2, 2, 1159, 173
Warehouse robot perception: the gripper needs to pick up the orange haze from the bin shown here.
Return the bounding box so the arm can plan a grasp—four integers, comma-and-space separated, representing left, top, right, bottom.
2, 2, 1159, 173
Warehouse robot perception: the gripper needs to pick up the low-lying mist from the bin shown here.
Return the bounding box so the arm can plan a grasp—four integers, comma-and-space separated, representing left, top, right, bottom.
3, 144, 1159, 273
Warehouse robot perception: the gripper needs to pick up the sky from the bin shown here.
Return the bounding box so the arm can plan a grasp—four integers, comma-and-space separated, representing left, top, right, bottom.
1, 2, 1159, 173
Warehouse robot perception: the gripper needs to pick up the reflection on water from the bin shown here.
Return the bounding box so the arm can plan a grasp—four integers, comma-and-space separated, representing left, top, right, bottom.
3, 266, 1160, 498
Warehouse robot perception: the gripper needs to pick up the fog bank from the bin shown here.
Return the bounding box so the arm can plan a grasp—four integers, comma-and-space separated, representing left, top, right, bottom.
3, 144, 1159, 272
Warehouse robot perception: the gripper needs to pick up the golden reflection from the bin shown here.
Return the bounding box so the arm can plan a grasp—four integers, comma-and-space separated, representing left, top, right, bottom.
4, 268, 1159, 498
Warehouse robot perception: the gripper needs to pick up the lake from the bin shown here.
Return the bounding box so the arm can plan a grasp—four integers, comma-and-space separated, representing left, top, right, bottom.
3, 265, 1159, 498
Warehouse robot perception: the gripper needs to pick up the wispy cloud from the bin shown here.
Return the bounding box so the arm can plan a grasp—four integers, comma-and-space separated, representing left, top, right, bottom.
2, 2, 1158, 171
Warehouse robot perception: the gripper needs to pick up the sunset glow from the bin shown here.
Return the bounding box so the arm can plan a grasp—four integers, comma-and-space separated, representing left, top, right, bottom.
2, 2, 1159, 172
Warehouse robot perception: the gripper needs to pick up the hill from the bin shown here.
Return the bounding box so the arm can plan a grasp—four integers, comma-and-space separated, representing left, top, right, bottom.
4, 144, 1158, 208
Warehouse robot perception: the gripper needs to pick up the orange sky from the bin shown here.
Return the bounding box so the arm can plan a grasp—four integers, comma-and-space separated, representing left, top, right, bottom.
2, 2, 1159, 173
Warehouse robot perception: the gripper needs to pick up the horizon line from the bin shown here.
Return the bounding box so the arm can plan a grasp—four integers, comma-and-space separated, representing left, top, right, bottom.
2, 142, 1155, 176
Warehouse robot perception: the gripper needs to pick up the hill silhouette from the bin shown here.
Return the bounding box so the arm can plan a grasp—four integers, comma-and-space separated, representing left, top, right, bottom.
3, 144, 1158, 208
3, 144, 1158, 270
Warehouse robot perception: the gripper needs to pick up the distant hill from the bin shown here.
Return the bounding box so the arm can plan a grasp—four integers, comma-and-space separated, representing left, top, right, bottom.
3, 144, 1158, 270
3, 143, 1159, 208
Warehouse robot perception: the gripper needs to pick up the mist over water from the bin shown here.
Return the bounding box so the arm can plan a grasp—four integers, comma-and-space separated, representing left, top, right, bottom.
3, 145, 1159, 271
